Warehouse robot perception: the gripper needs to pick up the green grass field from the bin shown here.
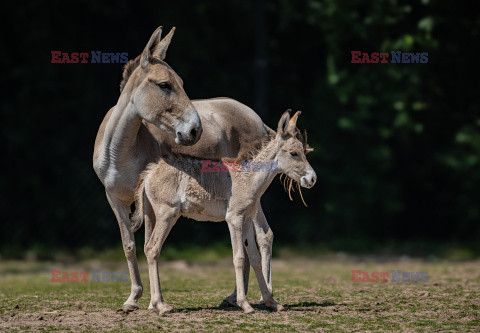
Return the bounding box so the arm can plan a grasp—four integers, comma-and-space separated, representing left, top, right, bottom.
1, 256, 479, 332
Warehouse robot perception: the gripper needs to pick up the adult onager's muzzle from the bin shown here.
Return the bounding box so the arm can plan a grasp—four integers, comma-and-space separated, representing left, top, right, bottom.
300, 169, 317, 189
175, 111, 202, 146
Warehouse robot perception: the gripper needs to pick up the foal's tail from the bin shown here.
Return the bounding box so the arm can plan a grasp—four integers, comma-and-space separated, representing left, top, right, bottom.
131, 169, 150, 232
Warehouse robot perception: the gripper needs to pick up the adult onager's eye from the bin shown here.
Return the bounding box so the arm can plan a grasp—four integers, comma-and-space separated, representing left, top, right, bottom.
158, 82, 171, 90
290, 151, 298, 157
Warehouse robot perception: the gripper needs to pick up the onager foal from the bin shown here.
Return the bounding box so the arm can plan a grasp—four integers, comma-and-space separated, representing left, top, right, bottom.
132, 111, 316, 314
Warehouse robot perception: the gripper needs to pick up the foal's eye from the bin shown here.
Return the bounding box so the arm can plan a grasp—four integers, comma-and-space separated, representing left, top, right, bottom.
290, 151, 298, 157
158, 82, 171, 90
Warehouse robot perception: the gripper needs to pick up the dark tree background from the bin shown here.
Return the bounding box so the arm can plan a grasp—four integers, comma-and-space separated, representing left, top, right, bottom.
2, 0, 479, 258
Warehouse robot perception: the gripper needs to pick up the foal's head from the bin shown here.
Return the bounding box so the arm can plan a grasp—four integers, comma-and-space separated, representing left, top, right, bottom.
274, 111, 316, 189
122, 26, 202, 145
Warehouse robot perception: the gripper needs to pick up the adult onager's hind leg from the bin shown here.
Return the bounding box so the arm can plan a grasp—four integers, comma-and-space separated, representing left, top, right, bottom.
144, 202, 179, 315
106, 191, 143, 313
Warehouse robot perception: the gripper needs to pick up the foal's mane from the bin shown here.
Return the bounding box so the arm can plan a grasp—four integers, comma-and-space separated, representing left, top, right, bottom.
222, 135, 273, 164
222, 126, 310, 164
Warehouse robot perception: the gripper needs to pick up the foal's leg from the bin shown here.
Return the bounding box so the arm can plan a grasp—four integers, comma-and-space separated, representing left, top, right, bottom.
219, 247, 250, 308
252, 206, 275, 303
106, 191, 143, 313
220, 205, 272, 309
244, 222, 284, 311
226, 214, 254, 313
144, 203, 179, 314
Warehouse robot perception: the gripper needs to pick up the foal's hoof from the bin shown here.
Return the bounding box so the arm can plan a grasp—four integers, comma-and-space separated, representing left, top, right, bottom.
237, 300, 255, 314
240, 304, 255, 314
277, 303, 285, 311
272, 303, 285, 312
116, 303, 138, 314
149, 304, 173, 315
260, 300, 285, 312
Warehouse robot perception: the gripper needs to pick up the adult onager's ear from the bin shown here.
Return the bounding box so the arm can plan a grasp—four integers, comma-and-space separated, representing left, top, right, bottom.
141, 26, 163, 68
156, 27, 175, 60
140, 26, 176, 68
286, 111, 301, 134
277, 110, 291, 137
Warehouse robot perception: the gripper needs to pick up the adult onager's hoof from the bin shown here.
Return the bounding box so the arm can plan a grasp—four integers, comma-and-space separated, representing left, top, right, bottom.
149, 303, 173, 315
116, 303, 139, 314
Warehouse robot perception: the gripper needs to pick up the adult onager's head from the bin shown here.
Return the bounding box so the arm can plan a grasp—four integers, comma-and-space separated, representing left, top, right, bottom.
275, 111, 316, 189
121, 26, 202, 145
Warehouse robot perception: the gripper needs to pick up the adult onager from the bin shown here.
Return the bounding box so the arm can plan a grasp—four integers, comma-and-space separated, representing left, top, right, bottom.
132, 111, 316, 314
93, 26, 279, 312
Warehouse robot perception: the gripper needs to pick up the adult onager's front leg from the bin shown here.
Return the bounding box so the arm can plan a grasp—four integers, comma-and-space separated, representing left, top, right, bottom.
106, 191, 143, 313
144, 203, 179, 315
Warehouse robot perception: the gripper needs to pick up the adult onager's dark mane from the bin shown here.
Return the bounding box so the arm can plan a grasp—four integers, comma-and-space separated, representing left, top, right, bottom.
119, 55, 140, 92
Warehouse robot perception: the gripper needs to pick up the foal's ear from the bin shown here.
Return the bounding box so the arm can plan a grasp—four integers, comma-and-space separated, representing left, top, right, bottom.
156, 27, 176, 60
141, 26, 163, 68
286, 111, 301, 134
277, 110, 291, 137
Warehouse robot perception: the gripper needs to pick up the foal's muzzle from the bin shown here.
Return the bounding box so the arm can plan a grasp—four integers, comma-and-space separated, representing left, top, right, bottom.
300, 170, 317, 189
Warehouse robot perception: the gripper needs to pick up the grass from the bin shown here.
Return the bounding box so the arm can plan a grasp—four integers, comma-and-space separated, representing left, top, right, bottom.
0, 256, 479, 331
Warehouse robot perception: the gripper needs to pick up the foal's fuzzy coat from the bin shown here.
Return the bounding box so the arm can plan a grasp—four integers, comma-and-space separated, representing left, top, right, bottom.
132, 111, 316, 314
